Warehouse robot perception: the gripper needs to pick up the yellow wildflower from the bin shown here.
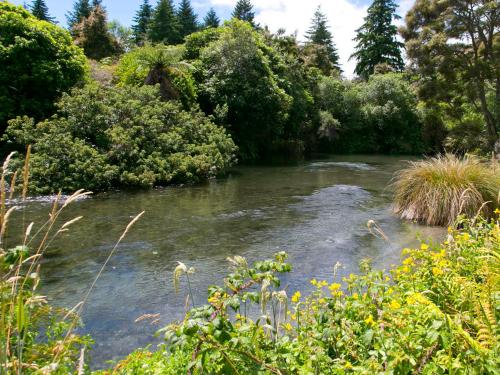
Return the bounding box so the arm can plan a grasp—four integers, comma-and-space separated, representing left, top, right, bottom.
402, 257, 414, 266
318, 298, 326, 304
407, 292, 430, 305
352, 293, 359, 300
494, 208, 500, 215
420, 243, 429, 250
319, 280, 328, 287
310, 278, 318, 286
401, 265, 411, 273
283, 323, 292, 331
461, 232, 470, 241
329, 283, 341, 291
344, 361, 353, 369
291, 291, 301, 303
389, 300, 401, 310
387, 287, 394, 295
432, 267, 444, 276
364, 314, 375, 326
290, 313, 297, 321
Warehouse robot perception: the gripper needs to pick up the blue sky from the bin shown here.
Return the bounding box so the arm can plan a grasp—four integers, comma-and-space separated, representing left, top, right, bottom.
11, 0, 414, 75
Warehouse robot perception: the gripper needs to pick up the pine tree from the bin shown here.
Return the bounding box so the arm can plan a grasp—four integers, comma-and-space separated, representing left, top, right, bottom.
132, 0, 153, 44
203, 8, 220, 28
177, 0, 198, 38
67, 0, 91, 29
232, 0, 255, 25
30, 0, 54, 22
73, 4, 119, 59
351, 0, 404, 79
305, 6, 340, 71
148, 0, 180, 44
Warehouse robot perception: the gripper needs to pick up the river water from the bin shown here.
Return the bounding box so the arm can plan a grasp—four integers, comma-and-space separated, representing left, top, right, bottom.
8, 155, 444, 369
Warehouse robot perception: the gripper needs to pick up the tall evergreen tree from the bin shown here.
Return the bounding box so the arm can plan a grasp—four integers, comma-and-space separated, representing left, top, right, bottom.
66, 0, 91, 29
30, 0, 54, 22
73, 4, 119, 59
148, 0, 180, 44
132, 0, 153, 44
305, 6, 340, 71
177, 0, 198, 38
232, 0, 255, 25
351, 0, 404, 79
203, 8, 220, 28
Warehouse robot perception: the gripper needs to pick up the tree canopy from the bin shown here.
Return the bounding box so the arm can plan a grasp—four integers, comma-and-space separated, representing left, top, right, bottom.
148, 0, 180, 44
66, 0, 91, 29
232, 0, 255, 26
0, 2, 87, 134
305, 6, 341, 73
401, 0, 500, 149
203, 8, 219, 29
351, 0, 404, 79
29, 0, 54, 22
177, 0, 198, 39
131, 0, 153, 44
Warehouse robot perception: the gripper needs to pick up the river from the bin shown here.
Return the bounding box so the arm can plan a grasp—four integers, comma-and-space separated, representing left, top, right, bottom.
8, 155, 444, 369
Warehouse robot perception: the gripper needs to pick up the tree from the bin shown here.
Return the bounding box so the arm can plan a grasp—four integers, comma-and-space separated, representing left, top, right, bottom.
232, 0, 255, 26
0, 2, 87, 134
203, 8, 219, 28
351, 0, 404, 79
199, 20, 292, 159
305, 6, 340, 72
29, 0, 54, 22
401, 0, 500, 149
148, 0, 180, 44
108, 20, 134, 52
177, 0, 198, 39
131, 0, 153, 44
66, 0, 91, 29
73, 4, 120, 59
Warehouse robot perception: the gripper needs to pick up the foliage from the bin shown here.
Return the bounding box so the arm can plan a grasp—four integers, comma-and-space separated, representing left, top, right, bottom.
0, 2, 87, 135
203, 8, 219, 29
232, 0, 255, 26
393, 154, 500, 226
108, 20, 134, 52
66, 0, 91, 30
315, 73, 423, 154
148, 0, 180, 45
2, 84, 237, 193
115, 44, 197, 106
197, 20, 292, 160
401, 0, 500, 149
111, 215, 500, 374
177, 0, 198, 40
73, 4, 120, 60
305, 6, 340, 73
29, 0, 54, 22
131, 0, 153, 45
351, 0, 404, 79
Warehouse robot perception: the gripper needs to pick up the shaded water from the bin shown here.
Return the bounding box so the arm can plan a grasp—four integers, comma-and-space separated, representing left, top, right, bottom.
8, 155, 444, 369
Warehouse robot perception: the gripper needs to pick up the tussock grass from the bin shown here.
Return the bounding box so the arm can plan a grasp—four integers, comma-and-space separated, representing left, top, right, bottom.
393, 154, 500, 226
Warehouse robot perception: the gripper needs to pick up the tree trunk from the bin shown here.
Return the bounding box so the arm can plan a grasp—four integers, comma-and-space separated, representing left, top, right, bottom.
477, 81, 498, 148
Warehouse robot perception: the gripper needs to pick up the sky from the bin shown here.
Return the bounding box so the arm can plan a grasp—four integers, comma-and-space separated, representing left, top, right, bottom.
11, 0, 415, 75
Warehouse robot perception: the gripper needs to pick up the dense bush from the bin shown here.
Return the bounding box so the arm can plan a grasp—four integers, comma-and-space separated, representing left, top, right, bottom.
393, 154, 500, 226
0, 2, 87, 135
109, 215, 500, 374
3, 84, 237, 193
196, 21, 292, 160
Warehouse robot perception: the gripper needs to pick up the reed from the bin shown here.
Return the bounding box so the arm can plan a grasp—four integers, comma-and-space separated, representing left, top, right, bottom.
393, 154, 500, 226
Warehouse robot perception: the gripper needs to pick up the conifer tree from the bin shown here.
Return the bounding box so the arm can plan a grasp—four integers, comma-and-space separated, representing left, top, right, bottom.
177, 0, 198, 38
351, 0, 404, 79
232, 0, 254, 25
73, 4, 119, 59
132, 0, 153, 44
30, 0, 54, 22
67, 0, 91, 29
148, 0, 180, 44
305, 6, 340, 71
203, 8, 219, 28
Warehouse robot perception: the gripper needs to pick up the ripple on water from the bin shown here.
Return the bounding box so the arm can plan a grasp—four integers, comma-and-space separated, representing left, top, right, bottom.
307, 161, 376, 171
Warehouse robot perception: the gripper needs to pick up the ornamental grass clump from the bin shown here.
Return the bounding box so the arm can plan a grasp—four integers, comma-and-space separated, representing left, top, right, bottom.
393, 154, 499, 226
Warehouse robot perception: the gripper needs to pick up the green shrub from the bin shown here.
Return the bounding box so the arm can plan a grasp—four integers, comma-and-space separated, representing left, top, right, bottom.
0, 2, 87, 135
109, 215, 500, 374
393, 154, 500, 226
3, 83, 237, 194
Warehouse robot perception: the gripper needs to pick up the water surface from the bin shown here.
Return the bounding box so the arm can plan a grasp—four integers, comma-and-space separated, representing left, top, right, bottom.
8, 155, 444, 368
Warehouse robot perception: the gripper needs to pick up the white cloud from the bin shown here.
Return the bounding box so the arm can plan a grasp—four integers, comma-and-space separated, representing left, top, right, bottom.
205, 0, 414, 77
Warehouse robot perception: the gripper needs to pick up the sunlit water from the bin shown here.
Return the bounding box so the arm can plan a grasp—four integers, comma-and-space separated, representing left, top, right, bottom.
7, 155, 444, 369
